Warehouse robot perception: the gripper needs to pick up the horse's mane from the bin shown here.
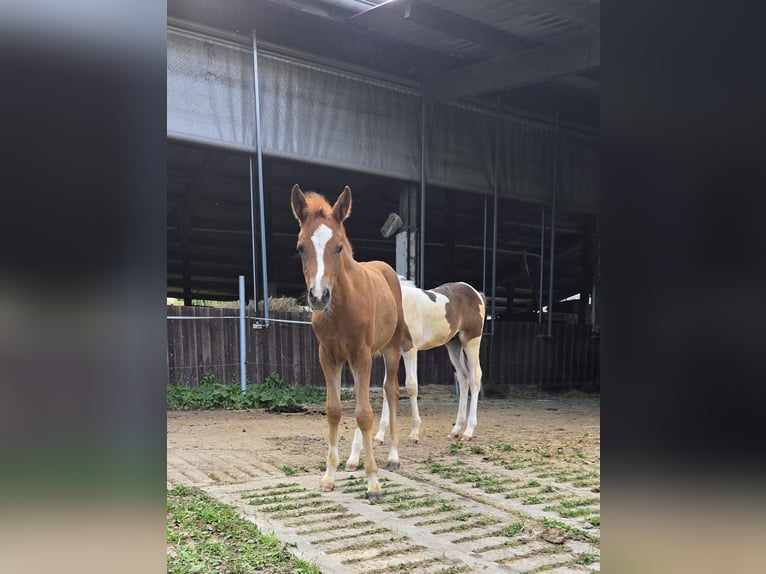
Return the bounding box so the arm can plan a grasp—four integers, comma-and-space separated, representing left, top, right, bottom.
398, 276, 419, 289
302, 191, 333, 220
398, 277, 487, 304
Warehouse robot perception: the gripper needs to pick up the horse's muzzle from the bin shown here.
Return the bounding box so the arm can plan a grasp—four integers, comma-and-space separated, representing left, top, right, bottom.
308, 287, 331, 310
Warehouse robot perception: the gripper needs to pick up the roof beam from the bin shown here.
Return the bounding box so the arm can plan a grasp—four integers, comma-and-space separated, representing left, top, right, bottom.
423, 32, 599, 101
512, 0, 600, 28
403, 0, 537, 53
550, 73, 600, 94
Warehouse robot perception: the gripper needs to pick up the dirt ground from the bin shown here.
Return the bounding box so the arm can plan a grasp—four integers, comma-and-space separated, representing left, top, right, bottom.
168, 385, 600, 573
167, 384, 600, 478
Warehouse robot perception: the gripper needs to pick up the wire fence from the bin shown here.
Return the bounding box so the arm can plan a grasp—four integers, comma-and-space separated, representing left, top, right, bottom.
166, 306, 600, 391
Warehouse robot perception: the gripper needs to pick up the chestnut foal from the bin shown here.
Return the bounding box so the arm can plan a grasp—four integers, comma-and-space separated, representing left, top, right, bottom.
291, 184, 410, 499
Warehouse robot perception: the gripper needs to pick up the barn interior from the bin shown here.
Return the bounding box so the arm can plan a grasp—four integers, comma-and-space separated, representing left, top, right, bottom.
167, 0, 600, 326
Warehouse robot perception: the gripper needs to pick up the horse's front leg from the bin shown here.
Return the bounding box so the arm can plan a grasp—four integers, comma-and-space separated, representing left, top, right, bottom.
402, 346, 421, 442
348, 351, 380, 499
318, 346, 343, 492
445, 340, 470, 440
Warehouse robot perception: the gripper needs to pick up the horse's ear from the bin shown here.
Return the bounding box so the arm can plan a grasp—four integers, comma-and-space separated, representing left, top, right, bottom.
291, 184, 307, 223
332, 186, 352, 223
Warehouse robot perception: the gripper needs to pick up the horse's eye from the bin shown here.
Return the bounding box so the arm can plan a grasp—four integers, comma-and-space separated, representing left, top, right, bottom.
335, 244, 343, 253
297, 245, 304, 254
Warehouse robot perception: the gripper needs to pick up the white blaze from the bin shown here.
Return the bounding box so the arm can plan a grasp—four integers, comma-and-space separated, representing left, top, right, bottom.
310, 223, 333, 298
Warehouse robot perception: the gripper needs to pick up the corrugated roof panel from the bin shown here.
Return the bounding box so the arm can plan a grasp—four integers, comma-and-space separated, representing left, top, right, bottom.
419, 0, 592, 43
352, 0, 593, 58
350, 1, 493, 59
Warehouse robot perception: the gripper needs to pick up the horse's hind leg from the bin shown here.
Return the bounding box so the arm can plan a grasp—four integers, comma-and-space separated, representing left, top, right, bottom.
374, 379, 391, 444
375, 345, 418, 443
381, 345, 401, 470
346, 427, 363, 471
352, 348, 409, 468
445, 339, 471, 439
318, 347, 343, 492
461, 336, 483, 441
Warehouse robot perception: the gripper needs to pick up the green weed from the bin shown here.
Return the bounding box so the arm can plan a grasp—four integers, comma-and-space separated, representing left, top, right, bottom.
247, 492, 320, 506
542, 517, 599, 544
559, 497, 599, 508
502, 521, 525, 537
167, 372, 326, 412
389, 497, 442, 511
167, 486, 319, 573
534, 447, 553, 458
577, 553, 599, 565
281, 465, 310, 476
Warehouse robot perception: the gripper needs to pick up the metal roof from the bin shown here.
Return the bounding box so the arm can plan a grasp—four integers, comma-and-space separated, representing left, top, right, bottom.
166, 0, 600, 305
168, 0, 600, 128
348, 0, 599, 114
351, 0, 591, 52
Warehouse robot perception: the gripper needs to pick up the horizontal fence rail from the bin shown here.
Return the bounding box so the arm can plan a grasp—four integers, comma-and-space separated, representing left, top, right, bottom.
167, 306, 599, 391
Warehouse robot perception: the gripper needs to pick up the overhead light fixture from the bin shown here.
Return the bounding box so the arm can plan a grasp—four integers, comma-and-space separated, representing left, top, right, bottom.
380, 212, 403, 238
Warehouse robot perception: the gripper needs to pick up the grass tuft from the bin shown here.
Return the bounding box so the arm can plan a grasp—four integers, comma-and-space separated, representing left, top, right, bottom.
167, 372, 326, 412
167, 486, 319, 573
502, 521, 526, 537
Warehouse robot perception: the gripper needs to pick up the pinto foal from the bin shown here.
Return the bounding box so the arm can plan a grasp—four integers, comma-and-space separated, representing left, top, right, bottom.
388, 280, 485, 441
346, 279, 485, 470
291, 184, 410, 499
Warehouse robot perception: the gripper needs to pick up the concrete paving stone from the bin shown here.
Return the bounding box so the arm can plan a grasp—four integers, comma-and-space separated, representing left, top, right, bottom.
171, 431, 599, 573
498, 548, 574, 573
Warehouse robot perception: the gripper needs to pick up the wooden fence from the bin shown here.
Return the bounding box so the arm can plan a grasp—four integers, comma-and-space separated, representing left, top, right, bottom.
167, 306, 599, 392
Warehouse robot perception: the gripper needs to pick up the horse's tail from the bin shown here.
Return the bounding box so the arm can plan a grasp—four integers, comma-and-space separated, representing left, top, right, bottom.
459, 347, 470, 374
452, 336, 470, 375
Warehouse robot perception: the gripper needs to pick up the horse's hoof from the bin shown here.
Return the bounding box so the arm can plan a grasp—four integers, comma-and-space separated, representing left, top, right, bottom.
319, 482, 335, 492
345, 463, 358, 472
373, 438, 384, 445
408, 438, 419, 444
367, 490, 382, 500
462, 435, 473, 441
386, 461, 400, 471
448, 432, 459, 439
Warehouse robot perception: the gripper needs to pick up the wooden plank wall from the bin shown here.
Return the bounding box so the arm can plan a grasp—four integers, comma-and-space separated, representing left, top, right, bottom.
167, 306, 600, 391
478, 322, 600, 394
167, 305, 241, 386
